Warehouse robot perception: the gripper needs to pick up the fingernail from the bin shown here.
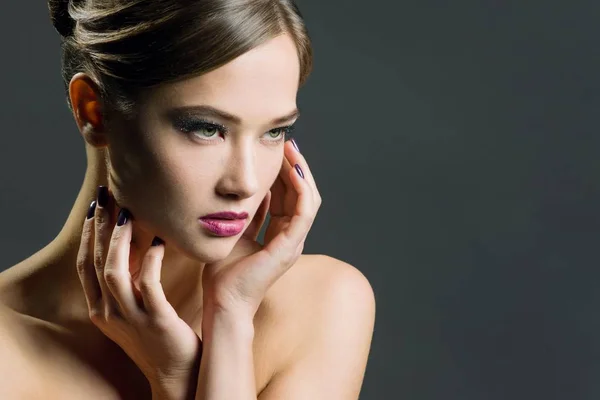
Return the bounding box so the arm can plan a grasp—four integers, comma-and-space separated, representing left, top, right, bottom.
97, 186, 109, 208
294, 164, 304, 179
151, 236, 164, 246
291, 138, 300, 152
117, 208, 130, 226
86, 200, 96, 220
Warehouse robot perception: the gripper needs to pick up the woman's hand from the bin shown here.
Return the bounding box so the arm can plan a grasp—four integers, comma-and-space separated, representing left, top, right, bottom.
76, 187, 202, 400
202, 139, 322, 318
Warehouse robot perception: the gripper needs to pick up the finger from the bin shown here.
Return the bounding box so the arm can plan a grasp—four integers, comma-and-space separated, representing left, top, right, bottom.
104, 208, 142, 321
263, 164, 315, 268
284, 140, 321, 204
128, 245, 144, 305
271, 153, 295, 216
243, 190, 271, 241
93, 185, 120, 317
286, 139, 316, 189
76, 200, 102, 313
285, 162, 317, 242
138, 237, 170, 318
279, 147, 295, 189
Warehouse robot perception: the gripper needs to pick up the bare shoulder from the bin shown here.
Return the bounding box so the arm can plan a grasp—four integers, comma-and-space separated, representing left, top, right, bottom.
0, 304, 47, 398
0, 263, 45, 396
270, 253, 375, 309
270, 254, 375, 311
259, 254, 376, 398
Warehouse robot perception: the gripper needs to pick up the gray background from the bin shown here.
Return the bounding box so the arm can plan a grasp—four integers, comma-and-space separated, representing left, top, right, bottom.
1, 1, 600, 399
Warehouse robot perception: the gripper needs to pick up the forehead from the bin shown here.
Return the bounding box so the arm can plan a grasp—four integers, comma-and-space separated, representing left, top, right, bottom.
151, 34, 300, 124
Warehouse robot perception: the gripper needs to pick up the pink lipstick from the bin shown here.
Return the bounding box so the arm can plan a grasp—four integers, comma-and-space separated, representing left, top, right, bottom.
199, 211, 248, 237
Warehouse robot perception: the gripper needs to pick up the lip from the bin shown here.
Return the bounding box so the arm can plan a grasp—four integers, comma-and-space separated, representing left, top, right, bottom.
198, 218, 246, 237
200, 211, 249, 220
198, 211, 248, 237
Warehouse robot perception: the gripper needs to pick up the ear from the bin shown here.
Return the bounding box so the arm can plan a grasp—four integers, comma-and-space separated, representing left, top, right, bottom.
243, 190, 272, 241
69, 72, 108, 147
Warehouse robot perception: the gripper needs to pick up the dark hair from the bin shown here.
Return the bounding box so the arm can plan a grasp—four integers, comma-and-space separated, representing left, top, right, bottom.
47, 0, 313, 115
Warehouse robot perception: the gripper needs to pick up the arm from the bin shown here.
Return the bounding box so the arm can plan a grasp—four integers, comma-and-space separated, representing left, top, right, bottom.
193, 139, 320, 399
194, 258, 376, 400
194, 303, 257, 400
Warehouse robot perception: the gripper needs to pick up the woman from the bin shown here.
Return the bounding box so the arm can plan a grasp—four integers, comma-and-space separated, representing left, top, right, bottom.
0, 0, 376, 398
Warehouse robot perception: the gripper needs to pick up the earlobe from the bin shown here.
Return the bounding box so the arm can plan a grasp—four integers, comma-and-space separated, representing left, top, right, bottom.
80, 122, 106, 147
69, 73, 108, 147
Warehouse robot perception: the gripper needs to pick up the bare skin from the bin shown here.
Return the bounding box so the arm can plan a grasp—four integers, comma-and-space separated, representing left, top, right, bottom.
0, 33, 375, 399
0, 238, 342, 398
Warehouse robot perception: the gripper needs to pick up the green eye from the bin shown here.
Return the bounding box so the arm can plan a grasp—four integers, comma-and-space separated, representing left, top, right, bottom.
266, 125, 295, 141
268, 129, 284, 138
175, 118, 225, 139
198, 125, 218, 137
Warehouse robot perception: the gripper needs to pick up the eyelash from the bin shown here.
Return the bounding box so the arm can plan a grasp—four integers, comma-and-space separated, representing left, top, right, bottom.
175, 118, 296, 143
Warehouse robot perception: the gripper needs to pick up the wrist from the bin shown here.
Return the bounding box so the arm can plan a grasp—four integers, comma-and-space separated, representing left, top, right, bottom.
202, 302, 255, 341
203, 294, 256, 322
148, 366, 199, 400
150, 379, 196, 400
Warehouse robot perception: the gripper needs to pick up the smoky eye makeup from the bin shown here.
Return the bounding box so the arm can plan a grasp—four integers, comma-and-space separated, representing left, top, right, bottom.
167, 109, 298, 140
171, 114, 229, 135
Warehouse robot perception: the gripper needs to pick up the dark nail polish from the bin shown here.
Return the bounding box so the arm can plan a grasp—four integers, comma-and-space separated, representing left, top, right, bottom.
294, 164, 304, 179
291, 138, 300, 152
151, 236, 164, 246
97, 186, 109, 208
117, 208, 130, 226
86, 200, 96, 220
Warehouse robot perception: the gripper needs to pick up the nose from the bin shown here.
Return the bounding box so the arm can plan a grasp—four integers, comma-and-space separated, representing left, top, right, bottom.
215, 144, 260, 200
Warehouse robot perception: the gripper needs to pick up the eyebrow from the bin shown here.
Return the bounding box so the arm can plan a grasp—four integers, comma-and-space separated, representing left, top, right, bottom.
169, 105, 301, 125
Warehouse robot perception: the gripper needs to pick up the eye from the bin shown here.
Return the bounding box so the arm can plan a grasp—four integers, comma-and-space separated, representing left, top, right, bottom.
194, 124, 219, 138
265, 125, 295, 142
174, 116, 296, 144
174, 118, 227, 141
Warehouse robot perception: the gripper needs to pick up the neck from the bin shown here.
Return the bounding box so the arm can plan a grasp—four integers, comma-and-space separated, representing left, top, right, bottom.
9, 145, 205, 326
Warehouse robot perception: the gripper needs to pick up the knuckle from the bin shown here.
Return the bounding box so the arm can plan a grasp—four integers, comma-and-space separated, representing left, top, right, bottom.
94, 250, 105, 271
281, 249, 297, 266
88, 308, 103, 324
303, 213, 315, 225
139, 279, 157, 295
76, 255, 88, 274
95, 218, 110, 238
142, 254, 163, 270
95, 211, 108, 226
104, 270, 124, 290
143, 251, 161, 264
104, 310, 120, 324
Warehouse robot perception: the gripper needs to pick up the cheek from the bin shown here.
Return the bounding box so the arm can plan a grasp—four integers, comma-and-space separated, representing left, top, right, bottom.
108, 130, 182, 206
161, 159, 212, 196
153, 142, 229, 209
108, 134, 157, 196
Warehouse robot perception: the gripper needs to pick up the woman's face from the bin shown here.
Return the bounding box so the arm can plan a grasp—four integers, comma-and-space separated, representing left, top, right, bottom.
106, 33, 301, 263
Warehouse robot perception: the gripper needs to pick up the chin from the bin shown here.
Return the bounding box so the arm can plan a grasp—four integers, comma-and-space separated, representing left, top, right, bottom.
172, 232, 241, 264
196, 240, 239, 263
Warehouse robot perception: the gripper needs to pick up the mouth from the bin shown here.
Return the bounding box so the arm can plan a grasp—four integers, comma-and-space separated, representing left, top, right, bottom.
198, 210, 249, 237
200, 211, 249, 220
198, 217, 246, 237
